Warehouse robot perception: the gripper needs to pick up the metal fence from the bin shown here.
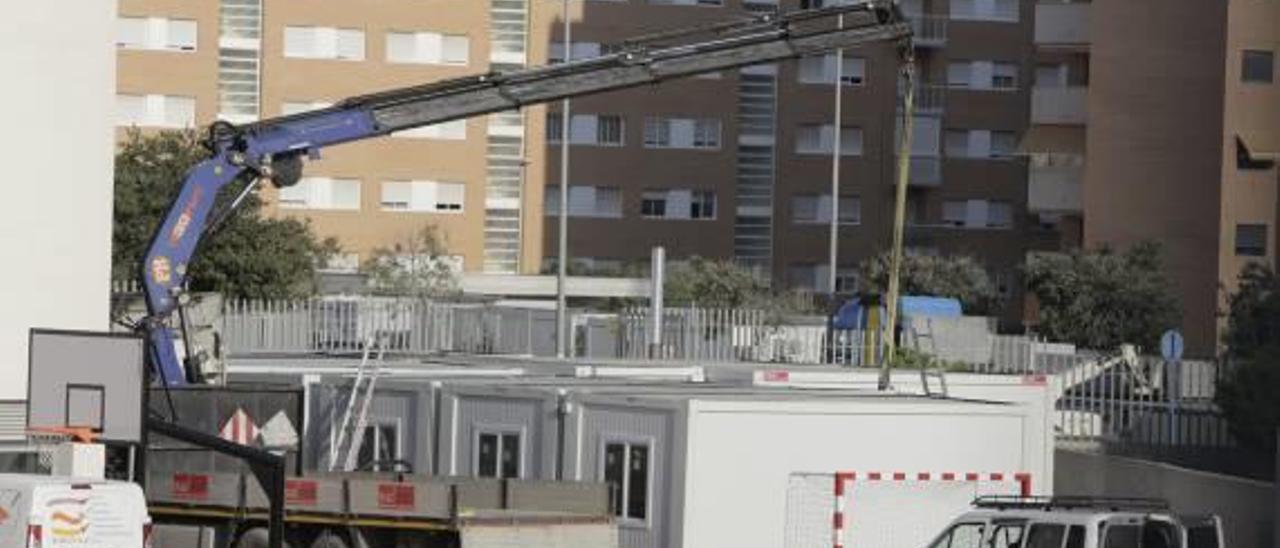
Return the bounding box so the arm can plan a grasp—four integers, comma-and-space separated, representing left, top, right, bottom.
223, 298, 553, 357
616, 308, 885, 366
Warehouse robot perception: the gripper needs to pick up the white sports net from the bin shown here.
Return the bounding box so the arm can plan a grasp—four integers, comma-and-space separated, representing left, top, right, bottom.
785, 473, 836, 548
27, 432, 72, 472
785, 473, 1026, 548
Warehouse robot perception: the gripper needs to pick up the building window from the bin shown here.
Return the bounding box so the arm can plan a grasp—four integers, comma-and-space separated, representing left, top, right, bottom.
117, 17, 198, 52
284, 26, 365, 60
116, 94, 197, 128
545, 186, 623, 218
278, 177, 361, 211
797, 54, 865, 86
641, 190, 668, 218
281, 100, 332, 116
644, 117, 721, 150
792, 194, 859, 224
796, 124, 862, 156
946, 129, 1017, 159
548, 113, 624, 146
941, 199, 1013, 229
639, 189, 715, 220
380, 180, 465, 213
1236, 223, 1269, 256
950, 0, 1018, 22
355, 420, 400, 472
549, 41, 603, 63
648, 0, 723, 5
393, 119, 467, 140
476, 430, 521, 479
386, 31, 469, 65
690, 190, 716, 219
602, 441, 650, 522
1243, 50, 1274, 83
948, 61, 1018, 90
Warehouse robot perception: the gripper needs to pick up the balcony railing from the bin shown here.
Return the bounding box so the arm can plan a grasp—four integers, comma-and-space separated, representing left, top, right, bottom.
1034, 2, 1091, 47
899, 82, 948, 113
899, 156, 942, 187
1031, 86, 1087, 125
1028, 165, 1083, 213
908, 14, 948, 47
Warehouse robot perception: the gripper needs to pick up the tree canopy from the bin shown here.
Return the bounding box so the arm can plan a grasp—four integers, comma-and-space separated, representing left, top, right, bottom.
1216, 263, 1280, 452
1023, 242, 1179, 351
113, 129, 336, 299
855, 251, 998, 314
361, 224, 461, 299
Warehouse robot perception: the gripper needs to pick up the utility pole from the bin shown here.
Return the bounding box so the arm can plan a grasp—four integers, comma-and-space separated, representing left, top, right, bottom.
827, 14, 845, 296
556, 0, 571, 358
880, 51, 917, 391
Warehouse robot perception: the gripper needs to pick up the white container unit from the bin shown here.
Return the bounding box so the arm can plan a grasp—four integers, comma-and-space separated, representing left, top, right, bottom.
438, 383, 1051, 548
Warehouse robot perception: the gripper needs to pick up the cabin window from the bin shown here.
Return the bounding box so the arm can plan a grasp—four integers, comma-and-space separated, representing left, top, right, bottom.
356, 420, 401, 472
475, 430, 522, 479
603, 441, 650, 521
1026, 524, 1067, 548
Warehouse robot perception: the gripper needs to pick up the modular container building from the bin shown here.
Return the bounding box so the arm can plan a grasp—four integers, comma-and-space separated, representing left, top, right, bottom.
256, 360, 1053, 548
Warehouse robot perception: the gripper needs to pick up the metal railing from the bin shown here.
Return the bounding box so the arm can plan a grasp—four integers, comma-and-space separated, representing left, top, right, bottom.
908, 14, 948, 46
222, 298, 550, 357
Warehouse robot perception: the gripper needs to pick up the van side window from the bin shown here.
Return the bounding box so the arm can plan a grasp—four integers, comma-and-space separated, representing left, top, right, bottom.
929, 523, 985, 548
1065, 525, 1086, 548
989, 521, 1026, 548
1104, 525, 1140, 548
1025, 524, 1066, 548
1141, 522, 1178, 548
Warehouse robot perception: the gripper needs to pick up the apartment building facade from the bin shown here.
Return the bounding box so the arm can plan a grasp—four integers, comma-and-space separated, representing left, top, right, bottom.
116, 0, 540, 275
1029, 0, 1280, 355
115, 0, 1039, 319
542, 0, 1038, 320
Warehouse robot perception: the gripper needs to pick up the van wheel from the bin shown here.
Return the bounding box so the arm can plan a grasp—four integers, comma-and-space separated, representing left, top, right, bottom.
233, 528, 294, 548
310, 530, 350, 548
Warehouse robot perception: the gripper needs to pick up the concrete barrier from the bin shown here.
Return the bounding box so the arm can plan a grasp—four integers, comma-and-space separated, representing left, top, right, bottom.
1056, 448, 1275, 547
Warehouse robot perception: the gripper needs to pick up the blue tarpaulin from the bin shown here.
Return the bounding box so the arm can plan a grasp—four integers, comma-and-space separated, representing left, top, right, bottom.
832, 295, 962, 329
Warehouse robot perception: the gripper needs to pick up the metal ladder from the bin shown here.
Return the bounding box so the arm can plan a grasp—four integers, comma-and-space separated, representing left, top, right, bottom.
329, 335, 386, 472
911, 319, 949, 398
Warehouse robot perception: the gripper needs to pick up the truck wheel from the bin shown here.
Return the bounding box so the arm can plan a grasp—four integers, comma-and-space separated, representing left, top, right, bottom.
233, 528, 294, 548
310, 530, 350, 548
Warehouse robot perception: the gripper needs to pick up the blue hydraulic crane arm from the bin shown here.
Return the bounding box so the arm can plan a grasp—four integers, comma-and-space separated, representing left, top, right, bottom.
141, 2, 911, 385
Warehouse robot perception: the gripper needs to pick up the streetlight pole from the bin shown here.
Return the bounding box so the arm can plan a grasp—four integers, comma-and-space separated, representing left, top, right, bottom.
827, 14, 845, 296
555, 0, 571, 358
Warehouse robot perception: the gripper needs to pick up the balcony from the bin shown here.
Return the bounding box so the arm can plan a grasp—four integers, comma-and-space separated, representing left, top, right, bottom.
1031, 86, 1087, 125
1028, 165, 1083, 213
1034, 2, 1091, 48
908, 14, 948, 48
899, 156, 942, 187
899, 83, 948, 115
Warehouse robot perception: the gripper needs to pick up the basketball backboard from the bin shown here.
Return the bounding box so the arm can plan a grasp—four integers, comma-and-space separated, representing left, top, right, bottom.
27, 329, 145, 444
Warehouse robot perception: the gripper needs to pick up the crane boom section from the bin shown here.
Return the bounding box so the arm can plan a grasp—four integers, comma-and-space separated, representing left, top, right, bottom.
141, 3, 910, 384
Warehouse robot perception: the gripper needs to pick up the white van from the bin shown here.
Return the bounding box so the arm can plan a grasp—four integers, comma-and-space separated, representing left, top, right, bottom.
0, 474, 152, 547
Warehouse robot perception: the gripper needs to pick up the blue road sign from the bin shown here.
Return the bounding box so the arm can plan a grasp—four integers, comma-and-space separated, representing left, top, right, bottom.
1160, 329, 1184, 362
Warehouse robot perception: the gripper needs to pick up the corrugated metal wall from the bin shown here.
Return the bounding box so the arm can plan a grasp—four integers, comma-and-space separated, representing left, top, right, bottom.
449, 393, 551, 479
576, 402, 676, 548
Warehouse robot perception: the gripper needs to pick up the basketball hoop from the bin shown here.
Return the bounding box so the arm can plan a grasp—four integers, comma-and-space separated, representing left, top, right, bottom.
26, 427, 99, 472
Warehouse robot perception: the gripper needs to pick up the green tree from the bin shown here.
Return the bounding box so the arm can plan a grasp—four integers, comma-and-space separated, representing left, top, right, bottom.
1222, 263, 1280, 359
1215, 264, 1280, 452
1023, 242, 1179, 350
113, 129, 337, 299
362, 224, 460, 299
856, 251, 998, 314
665, 256, 769, 309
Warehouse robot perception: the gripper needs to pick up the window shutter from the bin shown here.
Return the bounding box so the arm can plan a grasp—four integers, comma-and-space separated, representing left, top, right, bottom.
336, 29, 365, 60
284, 27, 315, 58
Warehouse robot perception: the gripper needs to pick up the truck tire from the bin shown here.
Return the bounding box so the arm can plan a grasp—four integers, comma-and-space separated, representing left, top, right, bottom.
233, 528, 294, 548
309, 530, 350, 548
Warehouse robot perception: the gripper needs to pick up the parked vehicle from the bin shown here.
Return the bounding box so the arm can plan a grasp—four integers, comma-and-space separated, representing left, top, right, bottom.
0, 473, 152, 548
927, 496, 1224, 548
